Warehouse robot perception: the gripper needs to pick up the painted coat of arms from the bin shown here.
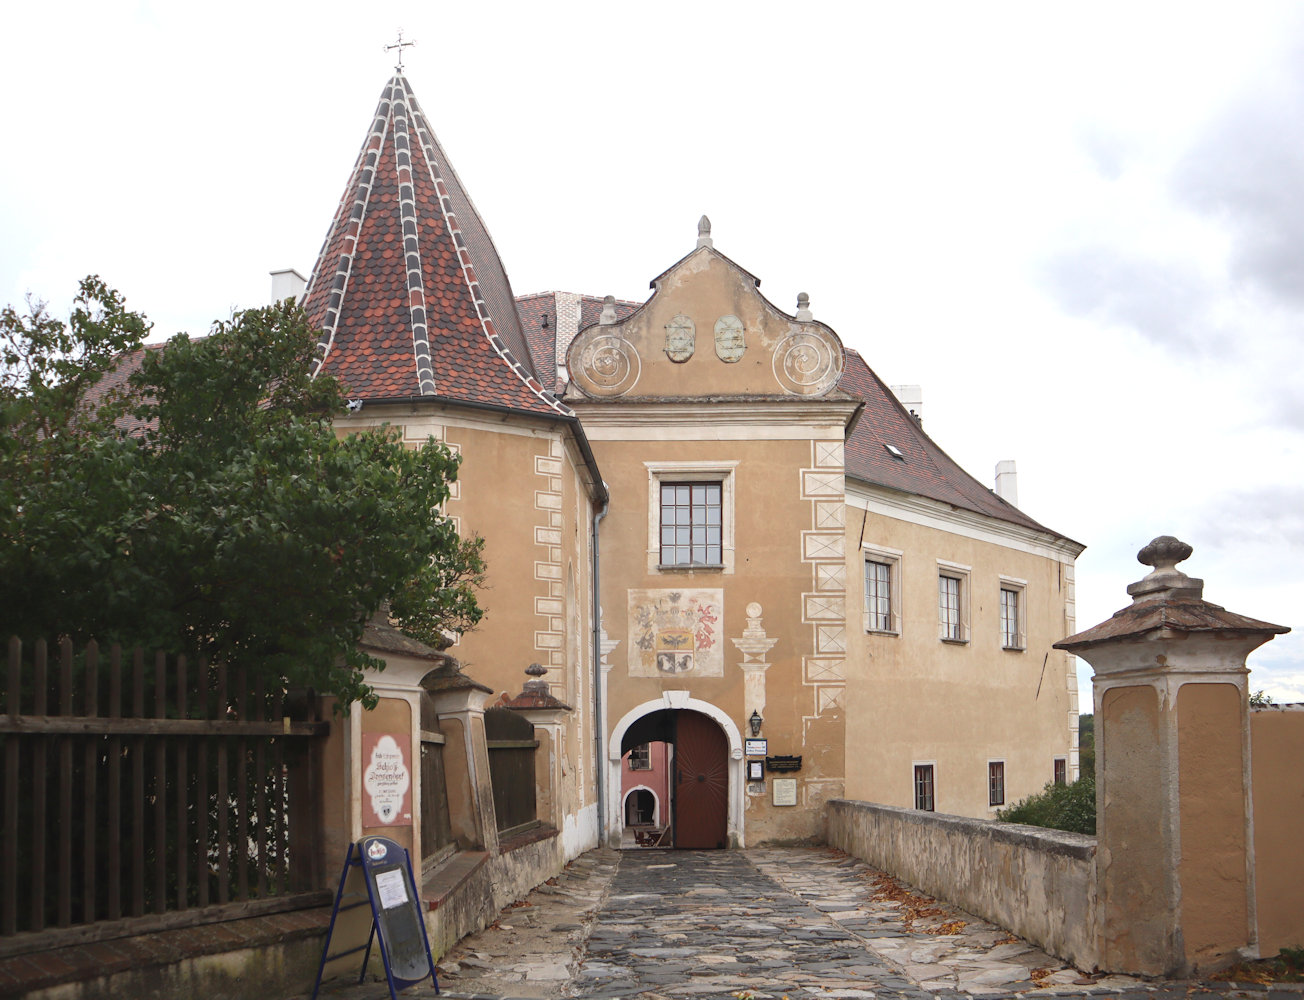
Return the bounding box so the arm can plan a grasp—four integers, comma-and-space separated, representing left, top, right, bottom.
628, 589, 723, 677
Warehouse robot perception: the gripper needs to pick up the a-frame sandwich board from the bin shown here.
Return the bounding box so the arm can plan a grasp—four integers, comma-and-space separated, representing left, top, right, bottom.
310, 836, 439, 998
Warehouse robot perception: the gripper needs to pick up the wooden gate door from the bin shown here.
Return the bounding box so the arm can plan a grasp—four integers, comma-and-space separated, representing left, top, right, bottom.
673, 711, 728, 849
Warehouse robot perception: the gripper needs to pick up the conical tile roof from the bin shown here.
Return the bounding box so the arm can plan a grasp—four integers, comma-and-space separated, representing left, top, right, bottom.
304, 73, 568, 417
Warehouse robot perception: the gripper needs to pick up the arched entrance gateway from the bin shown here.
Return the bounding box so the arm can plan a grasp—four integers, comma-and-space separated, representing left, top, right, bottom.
608, 696, 743, 849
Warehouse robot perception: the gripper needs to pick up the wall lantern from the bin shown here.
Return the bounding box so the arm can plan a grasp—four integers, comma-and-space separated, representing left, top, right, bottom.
748, 710, 763, 737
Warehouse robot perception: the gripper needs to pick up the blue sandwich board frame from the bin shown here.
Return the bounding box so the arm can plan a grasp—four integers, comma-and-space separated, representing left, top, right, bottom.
310, 836, 439, 998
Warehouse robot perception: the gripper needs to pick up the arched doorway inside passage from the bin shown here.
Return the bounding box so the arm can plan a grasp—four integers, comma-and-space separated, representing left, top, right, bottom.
607, 693, 744, 849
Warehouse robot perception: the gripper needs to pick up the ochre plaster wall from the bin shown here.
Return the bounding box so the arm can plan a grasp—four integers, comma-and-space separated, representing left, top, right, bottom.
1250, 707, 1304, 955
1098, 684, 1175, 975
331, 407, 598, 835
1177, 683, 1250, 966
842, 508, 1076, 817
594, 431, 841, 844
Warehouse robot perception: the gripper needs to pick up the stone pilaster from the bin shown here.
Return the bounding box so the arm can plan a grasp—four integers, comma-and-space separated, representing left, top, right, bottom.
1056, 536, 1288, 976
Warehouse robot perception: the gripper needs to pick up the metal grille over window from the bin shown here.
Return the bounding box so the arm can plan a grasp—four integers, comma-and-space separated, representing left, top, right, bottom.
865, 560, 892, 632
660, 482, 722, 566
628, 744, 651, 770
939, 575, 962, 640
914, 764, 935, 811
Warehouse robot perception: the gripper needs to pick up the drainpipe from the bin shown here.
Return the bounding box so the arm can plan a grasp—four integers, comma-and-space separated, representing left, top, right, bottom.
591, 492, 610, 845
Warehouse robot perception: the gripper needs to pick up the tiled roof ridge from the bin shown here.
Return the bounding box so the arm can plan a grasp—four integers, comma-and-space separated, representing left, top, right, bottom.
401, 78, 570, 417
306, 78, 393, 381
304, 74, 570, 419
516, 291, 643, 306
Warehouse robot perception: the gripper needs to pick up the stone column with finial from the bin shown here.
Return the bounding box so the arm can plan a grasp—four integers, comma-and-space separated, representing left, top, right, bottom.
1055, 536, 1288, 976
501, 663, 573, 830
730, 603, 778, 740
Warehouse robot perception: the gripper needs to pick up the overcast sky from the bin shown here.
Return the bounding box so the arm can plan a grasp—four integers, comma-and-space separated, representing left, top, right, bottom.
4, 1, 1302, 707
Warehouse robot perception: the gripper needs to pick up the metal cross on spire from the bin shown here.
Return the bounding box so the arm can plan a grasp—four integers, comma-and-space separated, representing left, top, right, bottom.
385, 29, 416, 70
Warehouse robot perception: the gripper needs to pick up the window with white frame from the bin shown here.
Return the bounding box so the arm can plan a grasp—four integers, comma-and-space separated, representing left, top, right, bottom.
988, 760, 1005, 806
1053, 757, 1067, 786
999, 577, 1027, 650
914, 763, 935, 811
646, 462, 737, 573
862, 545, 902, 634
937, 562, 970, 642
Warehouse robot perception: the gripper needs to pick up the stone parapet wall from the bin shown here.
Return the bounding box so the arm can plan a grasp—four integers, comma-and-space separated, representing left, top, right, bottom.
826, 799, 1099, 971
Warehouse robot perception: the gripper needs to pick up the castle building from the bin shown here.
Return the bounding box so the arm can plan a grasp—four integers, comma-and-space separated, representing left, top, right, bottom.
302, 70, 1084, 860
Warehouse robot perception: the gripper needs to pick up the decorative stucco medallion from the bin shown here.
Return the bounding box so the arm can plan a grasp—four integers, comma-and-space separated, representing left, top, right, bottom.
772, 327, 842, 395
571, 332, 641, 397
714, 314, 746, 363
664, 314, 695, 362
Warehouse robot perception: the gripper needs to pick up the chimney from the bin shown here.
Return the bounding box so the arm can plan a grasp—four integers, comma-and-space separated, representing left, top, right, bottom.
270, 268, 307, 305
890, 384, 923, 425
995, 460, 1018, 507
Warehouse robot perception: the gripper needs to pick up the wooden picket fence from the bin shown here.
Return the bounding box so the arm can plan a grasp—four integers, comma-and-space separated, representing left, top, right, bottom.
0, 637, 330, 950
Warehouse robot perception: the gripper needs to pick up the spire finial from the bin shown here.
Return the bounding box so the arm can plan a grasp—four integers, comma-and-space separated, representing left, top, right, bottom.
386, 29, 417, 70
796, 292, 812, 321
697, 215, 713, 249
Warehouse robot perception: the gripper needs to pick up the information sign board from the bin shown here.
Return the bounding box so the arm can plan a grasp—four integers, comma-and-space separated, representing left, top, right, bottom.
310, 836, 438, 999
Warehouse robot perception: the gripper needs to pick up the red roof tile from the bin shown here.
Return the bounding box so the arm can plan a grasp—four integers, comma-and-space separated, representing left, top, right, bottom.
304, 74, 568, 417
516, 292, 641, 394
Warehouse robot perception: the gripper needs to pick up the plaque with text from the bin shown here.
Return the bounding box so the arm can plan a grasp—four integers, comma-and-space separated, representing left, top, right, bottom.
772, 778, 798, 806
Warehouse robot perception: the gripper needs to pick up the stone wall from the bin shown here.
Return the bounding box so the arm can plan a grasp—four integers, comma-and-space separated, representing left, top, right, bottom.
13, 834, 566, 1000
1250, 704, 1304, 956
826, 799, 1099, 971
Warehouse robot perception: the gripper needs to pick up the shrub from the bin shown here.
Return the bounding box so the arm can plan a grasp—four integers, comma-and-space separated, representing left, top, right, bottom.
997, 776, 1096, 835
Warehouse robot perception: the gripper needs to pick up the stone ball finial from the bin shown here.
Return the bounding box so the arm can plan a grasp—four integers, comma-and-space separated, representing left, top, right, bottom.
526, 662, 547, 678
1128, 534, 1203, 602
697, 215, 714, 249
1138, 536, 1193, 573
599, 294, 617, 325
796, 292, 813, 322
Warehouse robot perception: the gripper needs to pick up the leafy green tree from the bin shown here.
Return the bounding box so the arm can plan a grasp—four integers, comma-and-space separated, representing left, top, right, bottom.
1250, 689, 1275, 707
998, 776, 1096, 835
0, 278, 483, 707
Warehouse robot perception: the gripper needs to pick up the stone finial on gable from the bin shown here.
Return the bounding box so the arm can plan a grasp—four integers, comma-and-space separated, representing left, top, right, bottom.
796, 292, 812, 322
1127, 535, 1203, 602
599, 295, 618, 325
697, 215, 713, 249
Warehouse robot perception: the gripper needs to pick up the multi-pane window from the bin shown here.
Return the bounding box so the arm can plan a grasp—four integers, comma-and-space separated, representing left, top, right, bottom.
660, 482, 722, 566
989, 761, 1005, 806
939, 575, 963, 640
1053, 758, 1067, 786
1000, 587, 1022, 649
628, 744, 651, 770
914, 764, 935, 811
865, 560, 893, 632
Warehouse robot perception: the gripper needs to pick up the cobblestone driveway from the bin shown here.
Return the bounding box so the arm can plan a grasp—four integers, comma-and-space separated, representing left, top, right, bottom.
300, 846, 1300, 1000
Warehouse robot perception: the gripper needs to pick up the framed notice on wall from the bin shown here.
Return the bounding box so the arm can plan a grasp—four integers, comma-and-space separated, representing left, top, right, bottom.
362, 733, 412, 827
